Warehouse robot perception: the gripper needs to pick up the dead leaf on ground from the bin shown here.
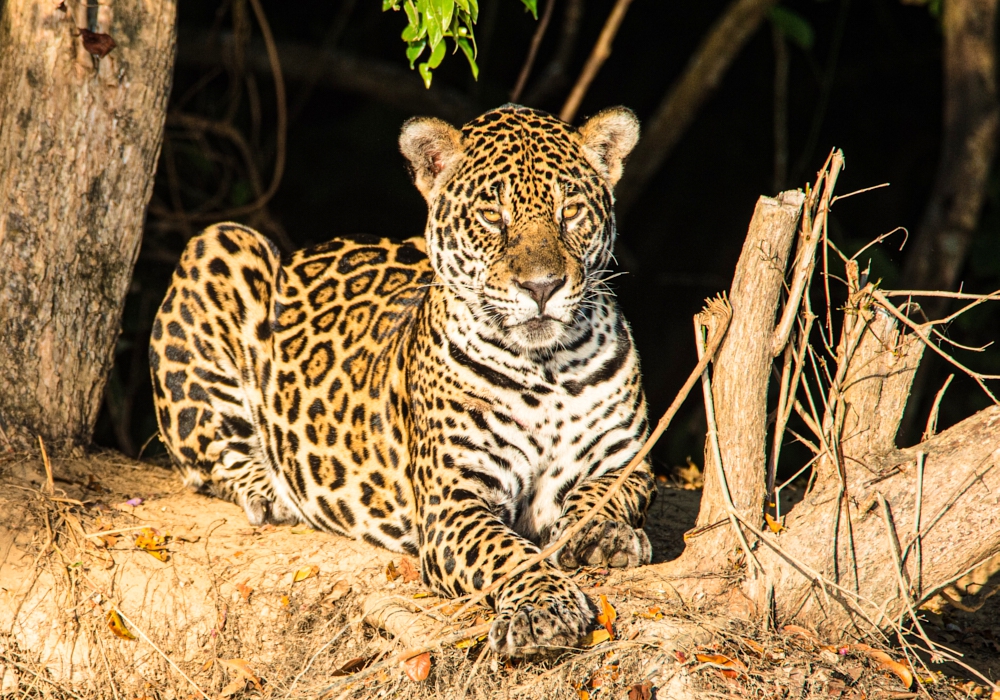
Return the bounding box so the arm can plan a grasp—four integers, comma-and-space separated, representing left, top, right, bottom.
596, 595, 617, 638
324, 579, 350, 603
134, 527, 170, 562
106, 609, 136, 640
292, 565, 319, 583
673, 457, 703, 489
236, 580, 253, 602
386, 560, 400, 581
332, 656, 376, 676
782, 624, 819, 641
694, 652, 746, 679
581, 628, 611, 647
219, 658, 261, 695
857, 647, 914, 688
398, 557, 420, 583
402, 652, 431, 681
628, 681, 653, 700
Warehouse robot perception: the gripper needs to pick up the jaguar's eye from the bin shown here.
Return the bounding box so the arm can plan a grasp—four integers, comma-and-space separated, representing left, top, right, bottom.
562, 204, 581, 220
480, 209, 502, 224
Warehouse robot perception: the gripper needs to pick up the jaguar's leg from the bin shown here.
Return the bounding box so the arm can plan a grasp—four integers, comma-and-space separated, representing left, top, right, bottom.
543, 461, 655, 570
415, 469, 595, 656
150, 223, 296, 526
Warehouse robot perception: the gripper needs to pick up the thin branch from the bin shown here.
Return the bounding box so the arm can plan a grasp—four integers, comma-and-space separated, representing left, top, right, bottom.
772, 149, 844, 357
884, 289, 1000, 300
449, 295, 733, 621
872, 289, 1000, 403
559, 0, 634, 122
923, 375, 954, 442
511, 0, 556, 103
523, 0, 584, 106
849, 226, 908, 262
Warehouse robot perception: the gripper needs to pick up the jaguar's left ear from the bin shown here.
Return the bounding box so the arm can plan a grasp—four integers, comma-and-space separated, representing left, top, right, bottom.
399, 116, 465, 201
578, 107, 640, 189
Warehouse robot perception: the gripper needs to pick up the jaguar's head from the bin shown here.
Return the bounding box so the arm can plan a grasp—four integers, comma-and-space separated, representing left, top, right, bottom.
400, 104, 639, 353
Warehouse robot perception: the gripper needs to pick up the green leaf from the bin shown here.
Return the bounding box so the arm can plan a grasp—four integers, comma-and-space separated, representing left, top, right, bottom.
418, 61, 434, 88
427, 37, 447, 69
402, 21, 425, 42
467, 0, 478, 22
433, 0, 455, 35
406, 39, 427, 67
769, 7, 813, 50
519, 0, 537, 19
403, 0, 419, 26
456, 36, 478, 80
383, 0, 399, 10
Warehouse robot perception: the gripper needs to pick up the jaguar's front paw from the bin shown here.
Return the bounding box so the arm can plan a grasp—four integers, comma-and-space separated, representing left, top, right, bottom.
547, 518, 651, 570
488, 570, 593, 656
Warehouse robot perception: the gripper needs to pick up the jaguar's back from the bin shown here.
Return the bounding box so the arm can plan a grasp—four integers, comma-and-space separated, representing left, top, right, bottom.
150, 104, 655, 657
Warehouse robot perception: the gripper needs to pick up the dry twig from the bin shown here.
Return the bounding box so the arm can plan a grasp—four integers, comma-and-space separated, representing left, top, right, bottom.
559, 0, 634, 123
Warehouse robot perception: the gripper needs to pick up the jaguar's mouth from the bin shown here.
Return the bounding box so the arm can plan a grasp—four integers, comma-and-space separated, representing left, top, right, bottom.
506, 315, 566, 350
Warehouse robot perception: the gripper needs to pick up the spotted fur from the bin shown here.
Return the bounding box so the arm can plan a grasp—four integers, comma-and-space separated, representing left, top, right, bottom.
150, 105, 655, 655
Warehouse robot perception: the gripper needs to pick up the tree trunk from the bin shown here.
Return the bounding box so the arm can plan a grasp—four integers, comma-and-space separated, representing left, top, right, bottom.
0, 0, 177, 453
614, 172, 1000, 643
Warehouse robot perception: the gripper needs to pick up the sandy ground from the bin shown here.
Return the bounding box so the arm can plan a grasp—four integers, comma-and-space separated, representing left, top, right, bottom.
0, 451, 996, 699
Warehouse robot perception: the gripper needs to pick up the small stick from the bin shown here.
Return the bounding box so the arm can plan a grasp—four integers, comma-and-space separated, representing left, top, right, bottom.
876, 493, 936, 656
913, 452, 925, 598
883, 288, 1000, 300
510, 0, 556, 102
458, 638, 491, 696
923, 375, 953, 442
37, 435, 54, 495
695, 316, 762, 573
450, 295, 732, 621
83, 526, 153, 538
559, 0, 634, 122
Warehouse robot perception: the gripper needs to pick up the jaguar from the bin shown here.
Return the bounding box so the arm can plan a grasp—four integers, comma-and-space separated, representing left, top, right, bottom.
149, 104, 655, 656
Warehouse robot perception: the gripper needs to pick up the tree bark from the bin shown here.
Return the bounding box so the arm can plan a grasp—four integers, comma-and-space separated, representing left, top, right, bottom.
0, 0, 176, 453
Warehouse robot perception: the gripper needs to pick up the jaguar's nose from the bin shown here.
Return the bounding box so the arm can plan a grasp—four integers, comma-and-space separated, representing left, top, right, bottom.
515, 276, 566, 314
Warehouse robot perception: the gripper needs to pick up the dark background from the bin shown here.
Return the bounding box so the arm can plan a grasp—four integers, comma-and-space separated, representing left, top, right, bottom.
96, 0, 1000, 478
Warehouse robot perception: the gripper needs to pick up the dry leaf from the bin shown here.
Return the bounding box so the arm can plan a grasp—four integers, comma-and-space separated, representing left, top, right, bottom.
782, 624, 818, 641
581, 628, 611, 647
219, 658, 261, 695
740, 638, 765, 655
863, 649, 914, 688
134, 528, 169, 562
413, 591, 431, 599
398, 557, 420, 583
674, 457, 704, 489
402, 652, 431, 681
694, 652, 746, 679
765, 512, 785, 533
628, 681, 653, 700
280, 595, 290, 607
332, 656, 374, 676
325, 579, 350, 603
200, 659, 214, 673
455, 633, 488, 649
293, 565, 319, 583
291, 525, 313, 534
106, 609, 136, 640
386, 561, 400, 581
596, 595, 617, 638
236, 580, 253, 602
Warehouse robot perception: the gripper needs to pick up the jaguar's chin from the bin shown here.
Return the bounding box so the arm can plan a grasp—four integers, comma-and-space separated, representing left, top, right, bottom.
506, 316, 567, 352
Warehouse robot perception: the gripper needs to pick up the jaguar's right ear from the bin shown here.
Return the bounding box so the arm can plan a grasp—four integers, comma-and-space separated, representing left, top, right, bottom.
399, 117, 465, 200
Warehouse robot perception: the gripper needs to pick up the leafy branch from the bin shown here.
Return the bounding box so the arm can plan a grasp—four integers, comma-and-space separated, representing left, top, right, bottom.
384, 0, 537, 87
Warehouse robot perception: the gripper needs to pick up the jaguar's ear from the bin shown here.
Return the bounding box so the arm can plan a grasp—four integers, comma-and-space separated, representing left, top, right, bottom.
399, 117, 465, 200
578, 107, 640, 189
